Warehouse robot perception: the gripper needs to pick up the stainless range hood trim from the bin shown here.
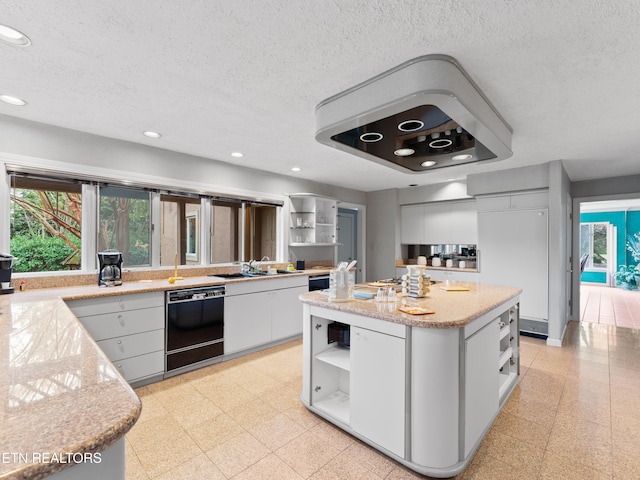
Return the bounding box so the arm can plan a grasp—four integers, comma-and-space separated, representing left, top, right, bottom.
315, 55, 513, 174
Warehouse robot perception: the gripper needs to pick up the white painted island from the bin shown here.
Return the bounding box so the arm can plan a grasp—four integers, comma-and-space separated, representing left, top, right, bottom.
299, 283, 521, 478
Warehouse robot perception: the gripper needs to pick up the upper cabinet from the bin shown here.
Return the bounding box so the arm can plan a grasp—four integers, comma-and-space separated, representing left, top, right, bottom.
289, 194, 337, 246
476, 191, 548, 212
401, 200, 477, 244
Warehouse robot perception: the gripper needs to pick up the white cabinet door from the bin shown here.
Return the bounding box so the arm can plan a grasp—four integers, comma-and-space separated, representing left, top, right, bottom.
350, 326, 405, 457
271, 286, 307, 340
464, 318, 499, 456
478, 209, 549, 320
423, 203, 451, 244
400, 205, 425, 244
449, 201, 478, 244
224, 292, 272, 354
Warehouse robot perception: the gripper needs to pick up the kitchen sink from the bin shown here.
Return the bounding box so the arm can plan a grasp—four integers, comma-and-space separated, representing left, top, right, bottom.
209, 270, 300, 279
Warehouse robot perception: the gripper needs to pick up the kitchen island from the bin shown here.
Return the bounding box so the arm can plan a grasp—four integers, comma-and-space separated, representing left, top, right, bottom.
299, 283, 521, 478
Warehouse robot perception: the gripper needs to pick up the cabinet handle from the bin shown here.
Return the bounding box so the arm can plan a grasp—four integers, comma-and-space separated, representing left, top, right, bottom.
117, 314, 124, 326
315, 323, 322, 330
117, 340, 122, 344
314, 385, 322, 392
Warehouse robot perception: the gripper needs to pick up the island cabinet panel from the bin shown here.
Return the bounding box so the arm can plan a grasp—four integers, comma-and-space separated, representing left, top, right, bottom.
351, 326, 405, 457
464, 318, 499, 457
411, 327, 460, 469
271, 285, 309, 340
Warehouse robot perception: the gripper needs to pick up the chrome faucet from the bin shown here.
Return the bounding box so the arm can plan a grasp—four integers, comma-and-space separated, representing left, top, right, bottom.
248, 256, 270, 273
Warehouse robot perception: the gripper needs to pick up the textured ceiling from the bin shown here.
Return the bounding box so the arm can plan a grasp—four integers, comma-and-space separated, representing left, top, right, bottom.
1, 1, 639, 192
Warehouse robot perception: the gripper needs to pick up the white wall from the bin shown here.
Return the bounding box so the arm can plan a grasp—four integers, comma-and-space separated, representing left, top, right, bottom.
0, 114, 367, 258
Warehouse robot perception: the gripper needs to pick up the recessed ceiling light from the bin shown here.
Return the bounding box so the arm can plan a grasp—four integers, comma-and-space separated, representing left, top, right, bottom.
428, 139, 453, 148
231, 152, 244, 158
452, 154, 473, 161
143, 131, 161, 138
0, 24, 31, 46
394, 148, 415, 157
398, 120, 424, 132
0, 94, 27, 106
421, 160, 437, 167
359, 132, 383, 143
291, 167, 301, 172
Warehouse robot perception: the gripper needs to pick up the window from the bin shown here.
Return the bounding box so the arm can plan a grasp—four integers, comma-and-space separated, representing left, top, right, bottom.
580, 222, 608, 270
211, 200, 240, 263
99, 186, 151, 267
244, 203, 277, 262
160, 194, 201, 266
10, 175, 82, 273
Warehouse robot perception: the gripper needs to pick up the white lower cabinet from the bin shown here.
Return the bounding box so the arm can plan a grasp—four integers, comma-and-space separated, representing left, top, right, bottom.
224, 277, 307, 355
224, 291, 273, 354
310, 317, 406, 458
351, 326, 405, 457
464, 318, 499, 457
66, 292, 165, 385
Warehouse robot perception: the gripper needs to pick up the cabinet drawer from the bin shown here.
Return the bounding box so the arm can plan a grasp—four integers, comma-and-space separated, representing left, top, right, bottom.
97, 329, 164, 362
67, 292, 164, 317
225, 276, 307, 296
112, 350, 164, 383
79, 306, 164, 341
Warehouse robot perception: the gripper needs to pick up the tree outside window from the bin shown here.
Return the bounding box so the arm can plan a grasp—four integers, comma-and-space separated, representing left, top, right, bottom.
580, 222, 608, 270
99, 186, 151, 267
10, 176, 81, 273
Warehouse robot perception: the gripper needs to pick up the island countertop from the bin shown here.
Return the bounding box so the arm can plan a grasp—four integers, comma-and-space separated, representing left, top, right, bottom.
299, 282, 522, 328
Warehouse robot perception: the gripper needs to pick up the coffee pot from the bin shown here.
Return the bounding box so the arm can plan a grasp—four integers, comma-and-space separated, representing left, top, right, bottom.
98, 251, 123, 286
0, 253, 15, 294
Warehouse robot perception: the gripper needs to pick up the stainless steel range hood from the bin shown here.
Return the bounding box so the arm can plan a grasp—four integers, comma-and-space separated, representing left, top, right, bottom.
315, 55, 512, 173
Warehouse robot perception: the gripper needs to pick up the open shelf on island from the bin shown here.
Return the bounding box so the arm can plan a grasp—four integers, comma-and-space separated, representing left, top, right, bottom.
315, 345, 351, 371
314, 390, 350, 425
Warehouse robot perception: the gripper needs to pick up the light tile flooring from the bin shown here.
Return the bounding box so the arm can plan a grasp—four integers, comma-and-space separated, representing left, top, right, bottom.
126, 323, 640, 479
580, 285, 640, 328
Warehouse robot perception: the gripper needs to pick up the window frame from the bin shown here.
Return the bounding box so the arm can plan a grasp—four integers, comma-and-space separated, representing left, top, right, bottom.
2, 165, 285, 275
580, 221, 609, 271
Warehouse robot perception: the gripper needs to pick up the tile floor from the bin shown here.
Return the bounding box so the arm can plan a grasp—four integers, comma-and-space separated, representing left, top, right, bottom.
580, 285, 640, 328
126, 322, 640, 479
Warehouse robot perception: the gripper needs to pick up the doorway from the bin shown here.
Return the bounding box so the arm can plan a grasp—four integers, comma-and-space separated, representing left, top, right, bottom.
337, 207, 359, 283
577, 198, 640, 326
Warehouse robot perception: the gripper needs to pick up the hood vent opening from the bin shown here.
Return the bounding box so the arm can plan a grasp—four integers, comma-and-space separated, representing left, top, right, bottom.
315, 55, 512, 173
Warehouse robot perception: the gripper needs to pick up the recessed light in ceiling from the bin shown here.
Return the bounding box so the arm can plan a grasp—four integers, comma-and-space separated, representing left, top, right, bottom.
428, 138, 453, 149
291, 167, 301, 172
394, 148, 415, 157
452, 154, 473, 161
421, 160, 437, 167
359, 132, 383, 142
0, 94, 27, 106
231, 152, 244, 158
143, 131, 161, 138
0, 24, 31, 46
398, 120, 424, 132
315, 55, 512, 173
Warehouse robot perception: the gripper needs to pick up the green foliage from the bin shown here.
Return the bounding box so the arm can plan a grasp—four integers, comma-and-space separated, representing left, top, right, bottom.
627, 233, 640, 263
613, 264, 639, 289
10, 235, 78, 273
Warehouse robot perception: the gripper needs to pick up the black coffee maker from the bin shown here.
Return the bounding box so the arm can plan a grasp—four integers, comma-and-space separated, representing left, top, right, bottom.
0, 253, 15, 294
98, 251, 123, 286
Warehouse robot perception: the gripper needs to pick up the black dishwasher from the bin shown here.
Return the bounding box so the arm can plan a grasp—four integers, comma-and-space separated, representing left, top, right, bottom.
165, 286, 224, 373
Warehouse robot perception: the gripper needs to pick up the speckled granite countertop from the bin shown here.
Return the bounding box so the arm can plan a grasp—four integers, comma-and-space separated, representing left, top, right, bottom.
0, 270, 323, 479
0, 295, 140, 480
299, 283, 521, 328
